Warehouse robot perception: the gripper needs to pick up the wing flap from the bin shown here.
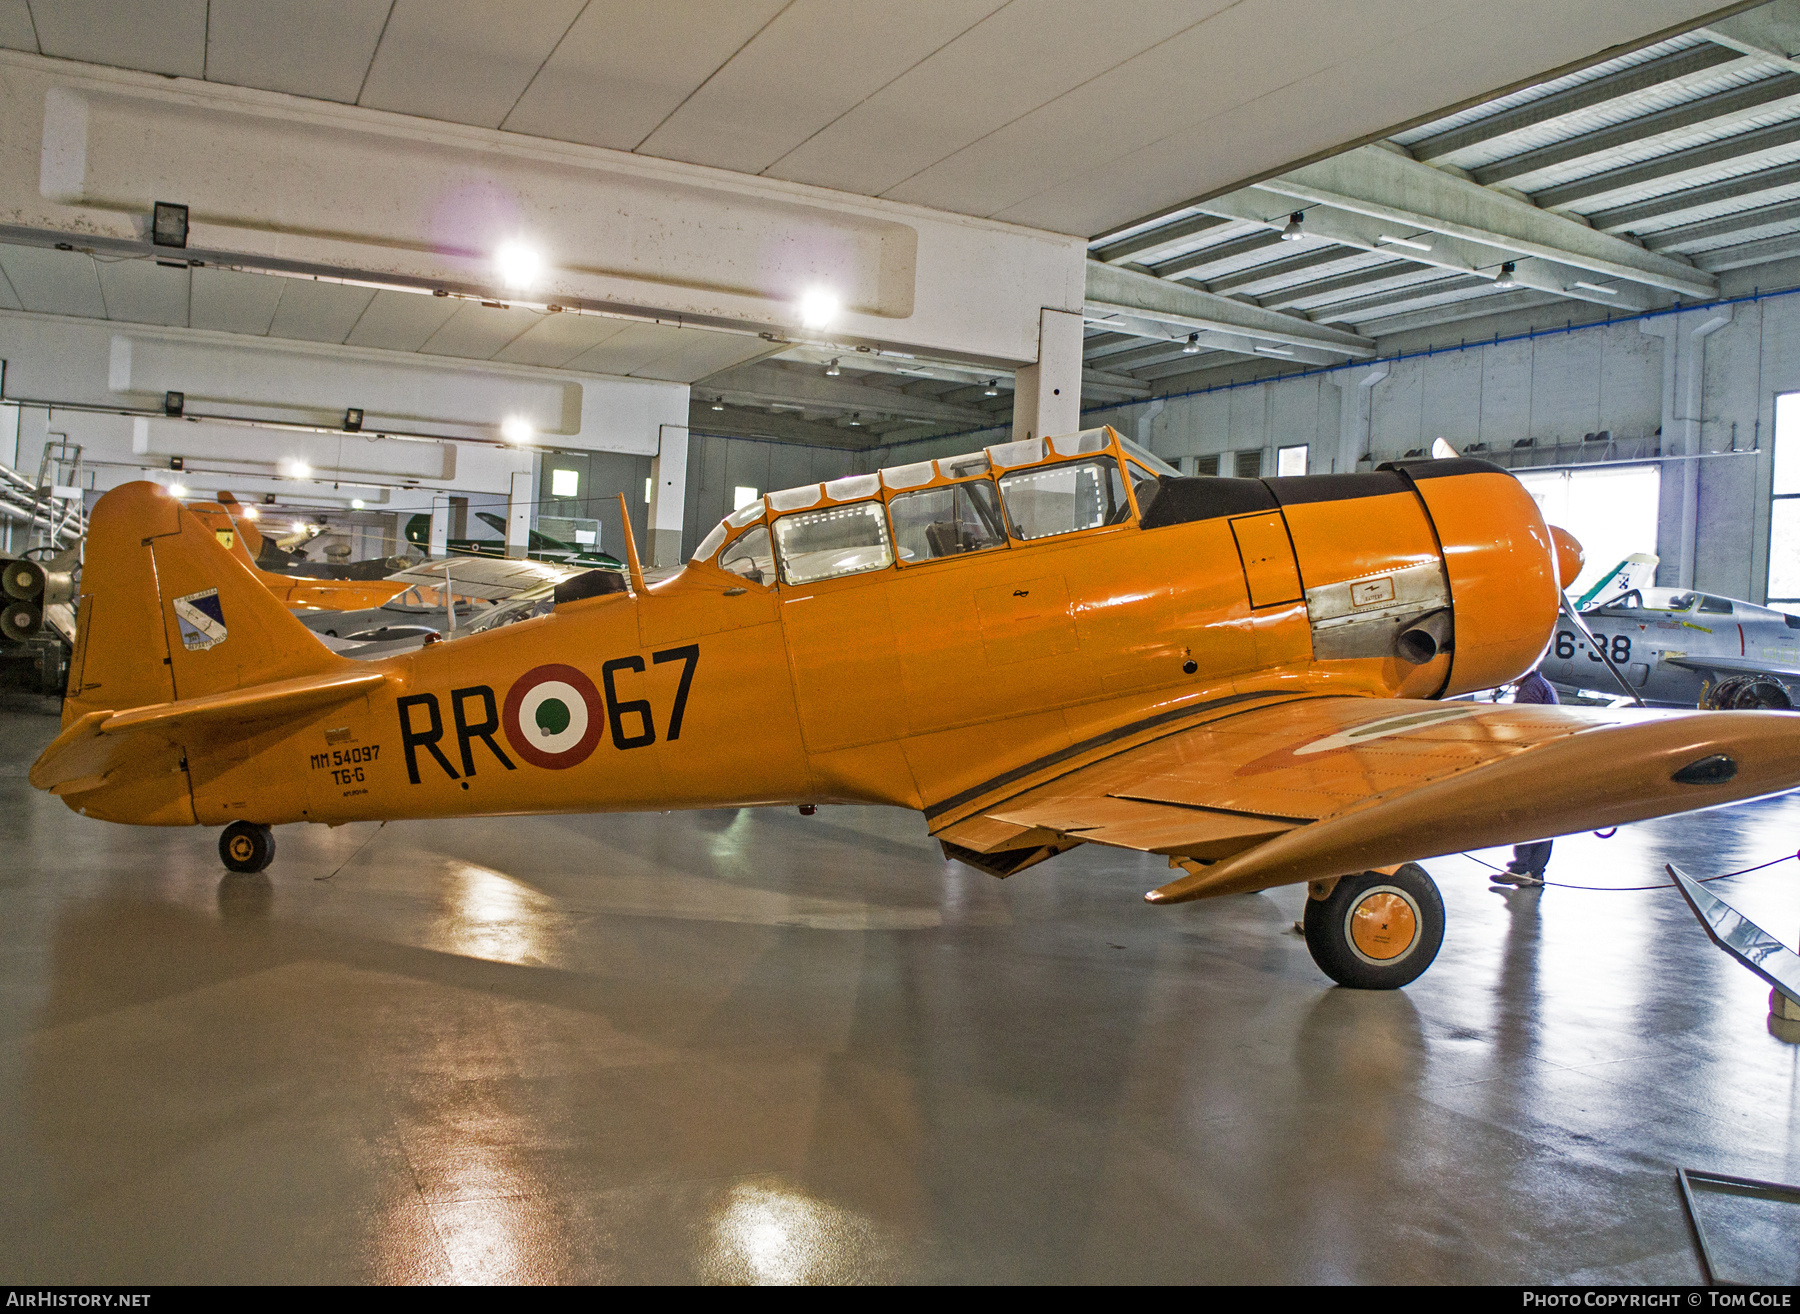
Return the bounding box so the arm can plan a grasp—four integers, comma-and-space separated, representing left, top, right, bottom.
986, 793, 1294, 859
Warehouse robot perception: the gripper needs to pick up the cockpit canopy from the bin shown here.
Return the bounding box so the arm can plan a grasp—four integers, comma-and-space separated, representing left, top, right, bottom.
1589, 586, 1737, 615
690, 426, 1176, 589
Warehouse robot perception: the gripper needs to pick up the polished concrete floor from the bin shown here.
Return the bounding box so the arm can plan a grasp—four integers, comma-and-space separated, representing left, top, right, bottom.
4, 699, 1800, 1284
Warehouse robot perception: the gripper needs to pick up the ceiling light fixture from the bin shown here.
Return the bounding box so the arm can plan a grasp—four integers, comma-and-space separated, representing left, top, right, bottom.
984, 379, 999, 396
495, 240, 542, 291
798, 287, 840, 329
1572, 280, 1619, 295
1494, 261, 1518, 291
283, 459, 311, 480
352, 498, 366, 510
1377, 234, 1434, 252
1182, 333, 1202, 354
825, 358, 841, 376
500, 416, 533, 444
711, 398, 725, 411
168, 483, 188, 499
241, 504, 259, 521
1280, 211, 1306, 241
847, 413, 862, 426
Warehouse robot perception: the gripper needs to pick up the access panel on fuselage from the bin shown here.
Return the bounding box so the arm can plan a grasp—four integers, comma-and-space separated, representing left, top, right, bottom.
1229, 513, 1304, 609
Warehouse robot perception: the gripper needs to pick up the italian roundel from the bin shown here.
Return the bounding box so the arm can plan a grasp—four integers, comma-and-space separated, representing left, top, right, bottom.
502, 664, 604, 769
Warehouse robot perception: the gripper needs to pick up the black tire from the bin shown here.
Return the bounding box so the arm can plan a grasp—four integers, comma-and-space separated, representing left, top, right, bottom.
1303, 863, 1444, 989
220, 821, 276, 874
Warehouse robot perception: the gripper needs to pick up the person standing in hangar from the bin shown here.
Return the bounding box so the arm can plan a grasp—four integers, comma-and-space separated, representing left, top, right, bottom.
1492, 667, 1559, 888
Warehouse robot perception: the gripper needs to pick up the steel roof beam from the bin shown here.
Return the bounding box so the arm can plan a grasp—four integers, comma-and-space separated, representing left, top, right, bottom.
1091, 213, 1231, 265
1475, 73, 1800, 187
1408, 44, 1746, 162
1084, 260, 1376, 359
1641, 195, 1800, 249
1585, 159, 1800, 230
1203, 244, 1380, 295
1532, 118, 1800, 209
1258, 145, 1715, 298
1147, 231, 1285, 279
1691, 229, 1800, 269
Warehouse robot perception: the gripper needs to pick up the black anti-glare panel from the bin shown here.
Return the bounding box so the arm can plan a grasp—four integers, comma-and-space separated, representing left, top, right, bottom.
1138, 476, 1276, 529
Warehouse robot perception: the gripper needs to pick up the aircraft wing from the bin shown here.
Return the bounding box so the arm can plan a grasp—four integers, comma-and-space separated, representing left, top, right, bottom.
384, 556, 579, 600
1663, 653, 1800, 681
30, 669, 388, 795
929, 695, 1800, 904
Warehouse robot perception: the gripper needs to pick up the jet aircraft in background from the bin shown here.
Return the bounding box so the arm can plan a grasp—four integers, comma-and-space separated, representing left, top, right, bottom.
31, 428, 1800, 992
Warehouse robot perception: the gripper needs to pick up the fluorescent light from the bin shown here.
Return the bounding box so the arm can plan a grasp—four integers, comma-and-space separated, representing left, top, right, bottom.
798, 287, 839, 329
1280, 211, 1306, 241
1377, 234, 1434, 252
500, 416, 533, 444
495, 240, 542, 290
1572, 280, 1619, 295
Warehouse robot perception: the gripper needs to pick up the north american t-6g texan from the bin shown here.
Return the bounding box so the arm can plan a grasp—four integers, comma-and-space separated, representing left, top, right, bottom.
30, 427, 1800, 990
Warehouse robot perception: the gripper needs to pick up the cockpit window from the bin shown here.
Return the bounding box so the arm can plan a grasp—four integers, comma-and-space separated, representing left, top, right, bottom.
718, 525, 774, 585
1118, 436, 1180, 477
997, 458, 1130, 540
1698, 594, 1734, 614
773, 502, 894, 586
1124, 459, 1160, 519
889, 481, 1008, 563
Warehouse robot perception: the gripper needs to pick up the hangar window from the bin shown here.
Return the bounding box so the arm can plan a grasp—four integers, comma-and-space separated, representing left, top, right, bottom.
718, 526, 774, 585
773, 502, 894, 586
998, 458, 1130, 540
1771, 392, 1800, 605
889, 481, 1008, 562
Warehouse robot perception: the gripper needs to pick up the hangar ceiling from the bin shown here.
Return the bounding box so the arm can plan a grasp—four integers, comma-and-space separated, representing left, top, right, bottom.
0, 0, 1742, 237
1078, 4, 1800, 388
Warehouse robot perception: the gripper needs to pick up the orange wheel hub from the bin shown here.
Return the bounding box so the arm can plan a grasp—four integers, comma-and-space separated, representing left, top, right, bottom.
1349, 890, 1418, 961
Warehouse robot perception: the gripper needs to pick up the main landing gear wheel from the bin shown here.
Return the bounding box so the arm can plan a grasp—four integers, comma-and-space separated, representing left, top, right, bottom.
220, 821, 276, 874
1303, 863, 1444, 989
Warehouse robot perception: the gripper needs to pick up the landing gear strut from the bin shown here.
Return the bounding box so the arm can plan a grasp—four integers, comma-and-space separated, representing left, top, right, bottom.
1303, 863, 1444, 989
220, 821, 276, 873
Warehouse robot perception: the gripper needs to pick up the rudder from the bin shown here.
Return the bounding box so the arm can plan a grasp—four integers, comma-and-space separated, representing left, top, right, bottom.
66, 482, 345, 726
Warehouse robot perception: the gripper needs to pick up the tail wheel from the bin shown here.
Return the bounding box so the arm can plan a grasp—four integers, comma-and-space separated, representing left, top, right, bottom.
1303, 863, 1444, 989
220, 821, 276, 874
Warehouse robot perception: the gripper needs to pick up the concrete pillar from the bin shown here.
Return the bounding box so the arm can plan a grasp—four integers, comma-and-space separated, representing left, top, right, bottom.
647, 423, 689, 568
1641, 309, 1731, 589
1135, 398, 1166, 450
1011, 308, 1084, 442
506, 470, 533, 559
1330, 365, 1388, 473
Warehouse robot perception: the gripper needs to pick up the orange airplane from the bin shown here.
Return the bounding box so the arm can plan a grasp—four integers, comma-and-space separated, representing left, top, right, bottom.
32, 426, 1800, 989
183, 500, 413, 612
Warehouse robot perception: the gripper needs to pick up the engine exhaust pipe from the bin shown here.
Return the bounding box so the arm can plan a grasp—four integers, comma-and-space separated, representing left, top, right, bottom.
1396, 609, 1453, 665
3, 559, 42, 601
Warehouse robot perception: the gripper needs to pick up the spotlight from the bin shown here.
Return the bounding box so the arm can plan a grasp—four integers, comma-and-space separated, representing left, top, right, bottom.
262, 493, 276, 505
151, 201, 188, 249
1494, 261, 1518, 291
351, 498, 366, 510
283, 459, 311, 480
798, 287, 839, 329
495, 241, 542, 290
1280, 211, 1305, 241
500, 416, 533, 444
290, 520, 307, 534
847, 413, 862, 426
1182, 333, 1202, 354
711, 398, 725, 411
168, 483, 188, 499
984, 379, 999, 396
825, 358, 841, 377
343, 407, 364, 432
241, 504, 259, 520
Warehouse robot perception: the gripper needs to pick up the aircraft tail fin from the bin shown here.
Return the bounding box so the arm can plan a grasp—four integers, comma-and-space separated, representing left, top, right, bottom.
65, 482, 346, 728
